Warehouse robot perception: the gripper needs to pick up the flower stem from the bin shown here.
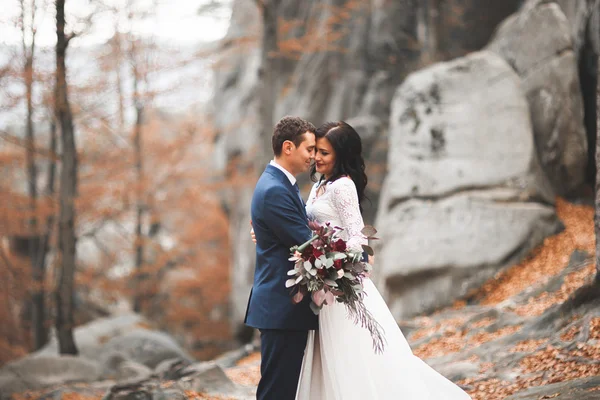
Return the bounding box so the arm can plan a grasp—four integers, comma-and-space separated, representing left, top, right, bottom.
297, 233, 320, 252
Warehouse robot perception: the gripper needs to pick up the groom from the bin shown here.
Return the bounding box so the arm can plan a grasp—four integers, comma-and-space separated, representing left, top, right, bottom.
245, 116, 318, 400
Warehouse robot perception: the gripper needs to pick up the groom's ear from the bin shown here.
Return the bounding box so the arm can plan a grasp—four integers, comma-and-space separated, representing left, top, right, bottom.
283, 140, 294, 155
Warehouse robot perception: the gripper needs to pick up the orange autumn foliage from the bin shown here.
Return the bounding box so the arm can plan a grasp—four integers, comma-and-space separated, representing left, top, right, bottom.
474, 198, 594, 305
0, 109, 237, 365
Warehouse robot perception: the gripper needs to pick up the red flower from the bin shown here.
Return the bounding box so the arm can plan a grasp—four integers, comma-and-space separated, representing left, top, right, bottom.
334, 259, 344, 270
301, 244, 314, 259
332, 239, 347, 252
312, 247, 324, 259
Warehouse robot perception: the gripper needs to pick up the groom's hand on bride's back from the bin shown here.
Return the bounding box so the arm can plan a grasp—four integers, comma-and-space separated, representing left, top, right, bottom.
250, 220, 256, 244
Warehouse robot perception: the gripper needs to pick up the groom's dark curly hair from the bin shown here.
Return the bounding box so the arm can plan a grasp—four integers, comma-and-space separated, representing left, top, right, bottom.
272, 116, 316, 156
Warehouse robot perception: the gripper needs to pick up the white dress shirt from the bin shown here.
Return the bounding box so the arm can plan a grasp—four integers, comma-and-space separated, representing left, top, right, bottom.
270, 160, 296, 186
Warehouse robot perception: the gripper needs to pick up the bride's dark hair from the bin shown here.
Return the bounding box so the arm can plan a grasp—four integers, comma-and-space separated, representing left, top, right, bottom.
310, 121, 368, 212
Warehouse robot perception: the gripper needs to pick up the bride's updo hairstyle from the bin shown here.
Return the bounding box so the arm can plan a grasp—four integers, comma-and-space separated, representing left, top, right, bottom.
310, 121, 368, 212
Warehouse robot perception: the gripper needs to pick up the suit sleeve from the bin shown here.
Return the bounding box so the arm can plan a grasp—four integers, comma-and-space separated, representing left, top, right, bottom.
263, 186, 312, 249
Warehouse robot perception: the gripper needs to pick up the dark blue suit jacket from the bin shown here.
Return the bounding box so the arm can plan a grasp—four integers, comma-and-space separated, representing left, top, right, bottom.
244, 164, 319, 330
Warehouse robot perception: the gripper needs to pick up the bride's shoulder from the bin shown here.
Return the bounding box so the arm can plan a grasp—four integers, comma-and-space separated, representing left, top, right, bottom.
329, 177, 357, 196
331, 176, 356, 189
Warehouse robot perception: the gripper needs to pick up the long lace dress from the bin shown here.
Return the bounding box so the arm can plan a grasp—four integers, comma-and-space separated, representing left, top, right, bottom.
295, 177, 472, 400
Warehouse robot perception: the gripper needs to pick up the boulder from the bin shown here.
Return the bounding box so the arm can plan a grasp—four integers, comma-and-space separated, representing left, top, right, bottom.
376, 50, 561, 319
554, 0, 600, 55
34, 313, 147, 361
488, 0, 587, 195
103, 377, 185, 400
0, 355, 101, 397
98, 329, 193, 370
154, 357, 193, 381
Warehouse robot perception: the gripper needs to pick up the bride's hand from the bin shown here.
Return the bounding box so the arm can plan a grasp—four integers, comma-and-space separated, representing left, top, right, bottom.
250, 220, 256, 244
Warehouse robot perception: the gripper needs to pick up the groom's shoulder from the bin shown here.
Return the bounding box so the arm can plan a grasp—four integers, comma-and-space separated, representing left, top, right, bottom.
256, 168, 279, 187
255, 170, 285, 194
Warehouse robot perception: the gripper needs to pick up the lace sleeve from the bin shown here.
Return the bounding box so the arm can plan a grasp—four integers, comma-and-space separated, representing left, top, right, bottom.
331, 178, 367, 251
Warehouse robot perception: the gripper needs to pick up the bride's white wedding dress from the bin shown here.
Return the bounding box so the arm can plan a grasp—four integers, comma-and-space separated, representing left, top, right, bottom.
296, 177, 472, 400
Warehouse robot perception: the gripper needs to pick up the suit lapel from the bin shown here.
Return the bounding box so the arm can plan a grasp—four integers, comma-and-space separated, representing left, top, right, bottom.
265, 165, 306, 216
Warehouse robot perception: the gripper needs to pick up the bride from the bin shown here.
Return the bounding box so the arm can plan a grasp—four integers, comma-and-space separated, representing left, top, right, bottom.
295, 121, 472, 399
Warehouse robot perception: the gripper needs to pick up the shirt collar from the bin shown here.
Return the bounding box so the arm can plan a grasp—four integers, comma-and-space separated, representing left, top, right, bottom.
270, 160, 296, 186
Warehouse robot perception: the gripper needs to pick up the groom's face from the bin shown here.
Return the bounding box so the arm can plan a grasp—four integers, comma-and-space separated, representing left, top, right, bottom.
289, 132, 316, 175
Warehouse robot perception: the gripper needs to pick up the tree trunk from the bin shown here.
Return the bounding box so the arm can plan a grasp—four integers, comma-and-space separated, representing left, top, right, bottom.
20, 0, 49, 350
596, 59, 600, 281
256, 0, 281, 167
24, 29, 46, 353
34, 117, 58, 348
113, 32, 126, 132
54, 0, 78, 355
128, 31, 146, 313
132, 100, 144, 313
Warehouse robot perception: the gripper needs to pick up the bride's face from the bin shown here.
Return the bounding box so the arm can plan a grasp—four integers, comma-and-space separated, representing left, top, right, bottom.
315, 137, 336, 179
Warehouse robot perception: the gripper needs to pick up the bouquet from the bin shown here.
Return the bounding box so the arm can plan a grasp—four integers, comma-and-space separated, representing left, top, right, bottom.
286, 220, 386, 353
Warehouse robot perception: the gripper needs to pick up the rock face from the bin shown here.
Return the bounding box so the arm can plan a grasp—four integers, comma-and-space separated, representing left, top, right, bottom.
0, 316, 253, 400
213, 0, 523, 335
487, 0, 588, 195
0, 355, 101, 397
375, 50, 561, 318
98, 329, 194, 370
34, 314, 146, 361
384, 51, 550, 201
32, 315, 193, 381
554, 0, 600, 185
555, 0, 600, 55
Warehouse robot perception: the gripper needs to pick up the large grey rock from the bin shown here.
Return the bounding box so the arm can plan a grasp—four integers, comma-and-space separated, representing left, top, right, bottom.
376, 50, 561, 319
488, 1, 588, 195
384, 51, 552, 201
100, 352, 153, 382
378, 194, 559, 318
154, 358, 193, 381
103, 378, 185, 400
98, 329, 193, 370
0, 355, 101, 397
34, 314, 147, 360
115, 360, 153, 383
554, 0, 600, 56
103, 369, 253, 400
